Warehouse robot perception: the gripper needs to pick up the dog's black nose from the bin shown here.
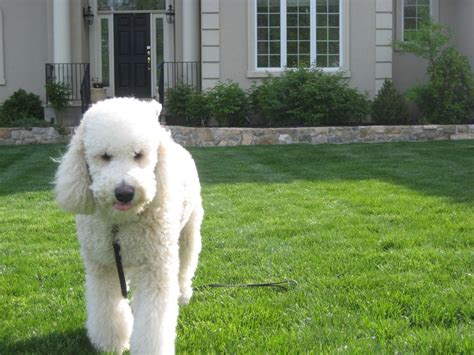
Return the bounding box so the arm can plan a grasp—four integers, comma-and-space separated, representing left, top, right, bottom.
115, 185, 135, 203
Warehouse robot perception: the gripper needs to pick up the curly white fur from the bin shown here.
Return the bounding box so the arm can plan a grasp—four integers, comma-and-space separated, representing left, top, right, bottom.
55, 98, 203, 354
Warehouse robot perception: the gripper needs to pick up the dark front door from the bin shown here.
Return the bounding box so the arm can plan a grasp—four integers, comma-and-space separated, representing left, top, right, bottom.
114, 13, 151, 98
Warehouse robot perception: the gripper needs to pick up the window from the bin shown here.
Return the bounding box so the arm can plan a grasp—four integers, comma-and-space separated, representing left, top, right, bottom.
403, 0, 431, 40
255, 0, 342, 70
100, 18, 110, 86
98, 0, 165, 11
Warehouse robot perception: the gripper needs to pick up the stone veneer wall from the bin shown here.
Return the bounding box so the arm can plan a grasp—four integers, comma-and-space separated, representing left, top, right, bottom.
1, 125, 473, 146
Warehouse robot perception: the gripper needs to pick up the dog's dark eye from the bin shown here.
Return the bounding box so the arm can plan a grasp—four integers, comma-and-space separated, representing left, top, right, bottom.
101, 153, 112, 162
134, 152, 144, 161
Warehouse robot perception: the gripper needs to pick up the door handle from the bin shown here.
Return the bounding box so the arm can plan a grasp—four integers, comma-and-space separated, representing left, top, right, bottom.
146, 45, 151, 71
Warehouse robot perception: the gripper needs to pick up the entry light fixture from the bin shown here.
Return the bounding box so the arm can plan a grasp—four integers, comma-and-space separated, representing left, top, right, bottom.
165, 4, 175, 24
83, 5, 94, 25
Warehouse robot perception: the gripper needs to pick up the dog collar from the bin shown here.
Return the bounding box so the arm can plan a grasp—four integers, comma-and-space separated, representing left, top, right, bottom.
112, 224, 128, 298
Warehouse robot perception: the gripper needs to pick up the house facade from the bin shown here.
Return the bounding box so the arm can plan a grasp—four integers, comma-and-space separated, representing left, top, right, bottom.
0, 0, 472, 122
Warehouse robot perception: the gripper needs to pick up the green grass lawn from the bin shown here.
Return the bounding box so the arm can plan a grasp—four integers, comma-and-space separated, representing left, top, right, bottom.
0, 141, 473, 353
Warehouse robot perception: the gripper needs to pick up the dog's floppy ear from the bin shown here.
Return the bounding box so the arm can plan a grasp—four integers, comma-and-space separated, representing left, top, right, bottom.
54, 122, 95, 214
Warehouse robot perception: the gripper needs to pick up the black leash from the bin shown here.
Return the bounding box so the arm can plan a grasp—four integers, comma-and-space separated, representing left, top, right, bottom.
111, 225, 296, 298
194, 279, 298, 292
112, 224, 128, 299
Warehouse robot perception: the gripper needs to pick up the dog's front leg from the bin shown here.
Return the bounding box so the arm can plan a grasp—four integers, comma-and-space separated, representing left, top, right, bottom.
85, 266, 133, 353
130, 242, 180, 354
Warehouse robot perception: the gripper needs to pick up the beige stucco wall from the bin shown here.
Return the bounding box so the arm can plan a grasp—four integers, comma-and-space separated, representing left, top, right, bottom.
450, 0, 474, 70
218, 0, 377, 97
0, 0, 89, 104
0, 0, 49, 102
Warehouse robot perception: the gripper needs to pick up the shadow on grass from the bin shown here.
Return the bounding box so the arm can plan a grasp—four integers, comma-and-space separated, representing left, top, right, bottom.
1, 141, 473, 204
190, 140, 474, 205
0, 144, 65, 196
0, 328, 97, 354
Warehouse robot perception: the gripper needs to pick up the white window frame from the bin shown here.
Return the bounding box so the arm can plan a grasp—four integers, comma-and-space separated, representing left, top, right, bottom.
396, 0, 439, 42
97, 14, 114, 97
151, 14, 171, 99
248, 0, 350, 78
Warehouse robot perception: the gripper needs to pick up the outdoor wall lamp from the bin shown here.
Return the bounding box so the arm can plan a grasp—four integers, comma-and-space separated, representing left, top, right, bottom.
165, 4, 175, 24
83, 5, 94, 25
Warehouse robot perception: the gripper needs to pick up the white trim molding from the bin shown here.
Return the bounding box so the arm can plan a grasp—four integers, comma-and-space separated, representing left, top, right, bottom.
375, 0, 393, 94
201, 0, 221, 90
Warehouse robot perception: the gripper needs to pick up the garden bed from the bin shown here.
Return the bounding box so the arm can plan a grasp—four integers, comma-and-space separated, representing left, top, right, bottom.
1, 124, 473, 146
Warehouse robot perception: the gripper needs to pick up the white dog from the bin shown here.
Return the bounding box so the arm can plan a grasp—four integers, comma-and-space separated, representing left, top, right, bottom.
55, 98, 203, 354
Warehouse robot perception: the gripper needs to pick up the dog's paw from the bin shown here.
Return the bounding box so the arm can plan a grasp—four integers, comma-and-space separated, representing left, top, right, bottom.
178, 288, 193, 305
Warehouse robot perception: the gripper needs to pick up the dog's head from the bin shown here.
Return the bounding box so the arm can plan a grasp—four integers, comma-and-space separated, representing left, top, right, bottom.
55, 98, 165, 221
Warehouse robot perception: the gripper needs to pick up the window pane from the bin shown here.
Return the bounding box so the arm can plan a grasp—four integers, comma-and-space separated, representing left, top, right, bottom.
317, 28, 328, 40
328, 0, 339, 13
328, 28, 339, 40
269, 55, 281, 67
287, 41, 298, 53
258, 28, 269, 40
316, 55, 328, 67
269, 0, 280, 12
287, 0, 311, 68
317, 14, 328, 26
258, 41, 269, 54
317, 41, 327, 54
403, 0, 431, 38
98, 0, 165, 11
328, 14, 339, 27
156, 18, 164, 86
317, 0, 328, 13
257, 0, 269, 13
404, 19, 416, 30
270, 41, 281, 54
257, 0, 280, 68
299, 41, 310, 54
100, 18, 109, 86
328, 55, 339, 67
257, 14, 269, 27
299, 14, 310, 26
315, 0, 340, 68
328, 41, 339, 54
258, 55, 269, 68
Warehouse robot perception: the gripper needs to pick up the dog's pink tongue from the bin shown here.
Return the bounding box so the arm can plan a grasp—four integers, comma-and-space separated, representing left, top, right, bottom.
114, 202, 133, 211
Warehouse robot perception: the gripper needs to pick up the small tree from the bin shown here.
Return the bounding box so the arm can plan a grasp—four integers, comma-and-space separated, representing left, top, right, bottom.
395, 18, 474, 123
371, 79, 409, 125
394, 17, 450, 70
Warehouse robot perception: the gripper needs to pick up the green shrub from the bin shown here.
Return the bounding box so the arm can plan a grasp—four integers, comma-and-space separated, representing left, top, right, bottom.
0, 89, 44, 126
45, 81, 71, 127
207, 81, 249, 127
165, 84, 194, 119
250, 68, 370, 127
165, 85, 210, 126
408, 48, 474, 123
371, 79, 409, 125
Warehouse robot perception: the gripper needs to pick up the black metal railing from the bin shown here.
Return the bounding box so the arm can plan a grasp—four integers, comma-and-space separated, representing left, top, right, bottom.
45, 63, 91, 113
157, 61, 201, 103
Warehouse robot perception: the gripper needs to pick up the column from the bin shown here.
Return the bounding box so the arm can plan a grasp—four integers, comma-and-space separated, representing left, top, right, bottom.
53, 0, 71, 63
182, 0, 200, 62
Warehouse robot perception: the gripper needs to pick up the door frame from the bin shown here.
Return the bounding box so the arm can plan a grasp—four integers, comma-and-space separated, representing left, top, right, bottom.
92, 11, 172, 99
